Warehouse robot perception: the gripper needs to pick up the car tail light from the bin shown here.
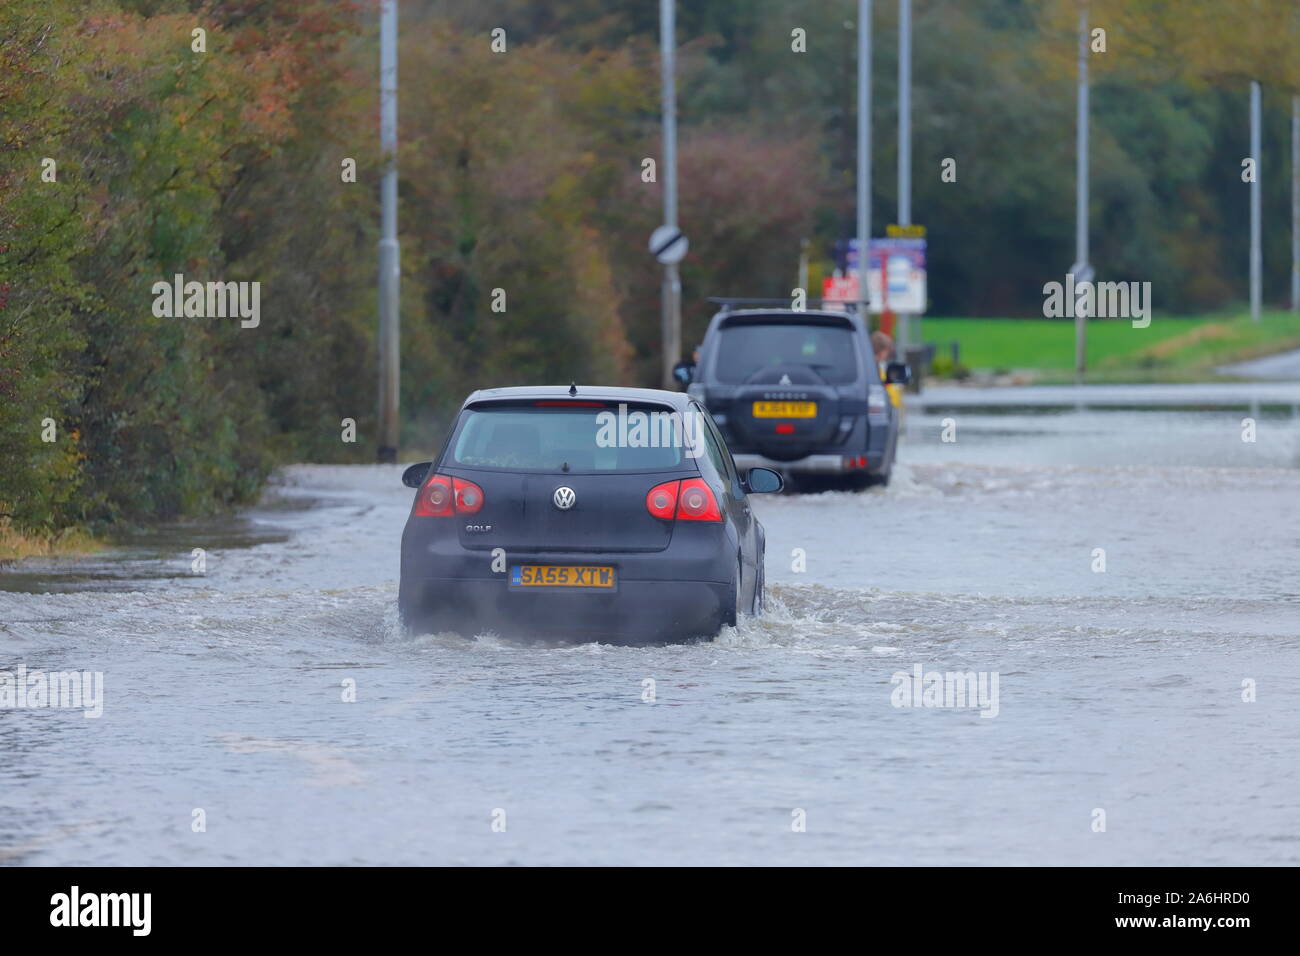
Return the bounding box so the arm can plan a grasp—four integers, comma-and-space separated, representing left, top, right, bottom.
645, 478, 721, 522
415, 473, 485, 516
453, 477, 484, 514
775, 423, 795, 434
415, 474, 454, 516
676, 478, 722, 522
645, 480, 679, 520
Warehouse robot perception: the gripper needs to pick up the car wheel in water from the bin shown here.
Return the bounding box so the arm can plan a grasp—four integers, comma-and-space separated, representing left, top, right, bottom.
752, 556, 765, 616
398, 607, 429, 636
842, 468, 890, 491
722, 556, 741, 629
840, 472, 874, 492
398, 586, 432, 635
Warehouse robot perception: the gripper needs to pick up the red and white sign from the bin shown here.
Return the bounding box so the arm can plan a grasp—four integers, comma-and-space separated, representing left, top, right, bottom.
825, 238, 928, 314
821, 275, 860, 311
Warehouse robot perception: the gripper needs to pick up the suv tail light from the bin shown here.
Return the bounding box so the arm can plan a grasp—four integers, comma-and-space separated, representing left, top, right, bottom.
644, 478, 722, 522
415, 473, 485, 517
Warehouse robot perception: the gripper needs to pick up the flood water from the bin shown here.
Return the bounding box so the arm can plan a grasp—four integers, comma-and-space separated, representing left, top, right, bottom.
2, 383, 1298, 865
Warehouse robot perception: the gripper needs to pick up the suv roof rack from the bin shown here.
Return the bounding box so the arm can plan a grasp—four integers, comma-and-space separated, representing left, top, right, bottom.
706, 297, 861, 312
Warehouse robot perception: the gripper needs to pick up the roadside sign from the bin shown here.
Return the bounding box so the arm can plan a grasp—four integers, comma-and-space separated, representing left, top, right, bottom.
649, 225, 688, 264
829, 238, 927, 314
844, 238, 863, 271
821, 275, 859, 311
869, 238, 927, 313
886, 223, 926, 239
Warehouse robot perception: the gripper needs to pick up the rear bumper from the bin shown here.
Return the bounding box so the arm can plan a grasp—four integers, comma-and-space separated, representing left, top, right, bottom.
400, 575, 729, 642
399, 524, 737, 643
724, 409, 894, 476
733, 452, 873, 474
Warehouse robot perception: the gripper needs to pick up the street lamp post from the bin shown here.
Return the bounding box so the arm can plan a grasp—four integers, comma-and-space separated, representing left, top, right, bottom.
897, 0, 911, 350
377, 0, 400, 462
1072, 2, 1091, 382
659, 0, 682, 389
1292, 95, 1299, 313
856, 0, 872, 324
1250, 80, 1262, 323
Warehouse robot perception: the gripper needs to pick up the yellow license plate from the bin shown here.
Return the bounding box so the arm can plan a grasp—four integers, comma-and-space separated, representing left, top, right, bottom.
511, 565, 616, 588
753, 401, 817, 418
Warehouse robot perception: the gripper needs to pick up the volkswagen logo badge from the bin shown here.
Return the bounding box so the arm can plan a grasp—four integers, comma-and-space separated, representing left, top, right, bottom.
553, 486, 576, 511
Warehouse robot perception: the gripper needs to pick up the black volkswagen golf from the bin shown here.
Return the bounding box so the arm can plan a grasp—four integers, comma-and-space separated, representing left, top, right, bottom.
398, 385, 783, 643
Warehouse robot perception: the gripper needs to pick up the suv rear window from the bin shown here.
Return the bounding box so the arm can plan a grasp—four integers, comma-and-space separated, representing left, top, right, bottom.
714, 323, 860, 384
449, 404, 691, 472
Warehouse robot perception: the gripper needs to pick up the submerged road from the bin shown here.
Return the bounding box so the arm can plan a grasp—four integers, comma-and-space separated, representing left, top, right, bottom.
2, 383, 1298, 865
1217, 347, 1300, 381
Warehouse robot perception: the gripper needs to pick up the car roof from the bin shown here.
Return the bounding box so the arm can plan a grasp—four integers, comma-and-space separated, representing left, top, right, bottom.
714, 307, 858, 319
462, 385, 691, 411
710, 307, 865, 328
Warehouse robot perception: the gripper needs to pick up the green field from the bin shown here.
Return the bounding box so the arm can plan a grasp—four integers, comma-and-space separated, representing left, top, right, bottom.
919, 311, 1300, 382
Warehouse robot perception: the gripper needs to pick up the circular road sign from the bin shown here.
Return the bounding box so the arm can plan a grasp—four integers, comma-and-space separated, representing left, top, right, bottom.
649, 225, 689, 264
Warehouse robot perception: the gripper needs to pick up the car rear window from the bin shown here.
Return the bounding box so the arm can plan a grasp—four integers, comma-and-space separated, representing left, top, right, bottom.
714, 323, 860, 384
448, 403, 691, 472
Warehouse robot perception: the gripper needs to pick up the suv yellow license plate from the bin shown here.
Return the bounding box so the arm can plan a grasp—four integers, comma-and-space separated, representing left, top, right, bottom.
511, 565, 616, 588
753, 401, 817, 418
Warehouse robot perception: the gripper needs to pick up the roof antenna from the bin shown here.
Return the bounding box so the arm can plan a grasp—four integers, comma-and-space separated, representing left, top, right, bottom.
568, 381, 577, 396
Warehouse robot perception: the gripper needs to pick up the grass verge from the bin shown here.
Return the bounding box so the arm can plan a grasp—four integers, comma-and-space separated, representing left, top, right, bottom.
0, 518, 103, 563
920, 311, 1300, 382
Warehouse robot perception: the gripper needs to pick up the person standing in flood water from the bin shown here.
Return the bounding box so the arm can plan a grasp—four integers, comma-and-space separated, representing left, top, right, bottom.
872, 331, 902, 410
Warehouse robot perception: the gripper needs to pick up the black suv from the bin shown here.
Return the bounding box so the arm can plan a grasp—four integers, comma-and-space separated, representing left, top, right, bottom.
675, 307, 909, 489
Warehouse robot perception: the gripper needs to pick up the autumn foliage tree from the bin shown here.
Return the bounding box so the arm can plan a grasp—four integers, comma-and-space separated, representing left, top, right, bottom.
5, 0, 1299, 536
